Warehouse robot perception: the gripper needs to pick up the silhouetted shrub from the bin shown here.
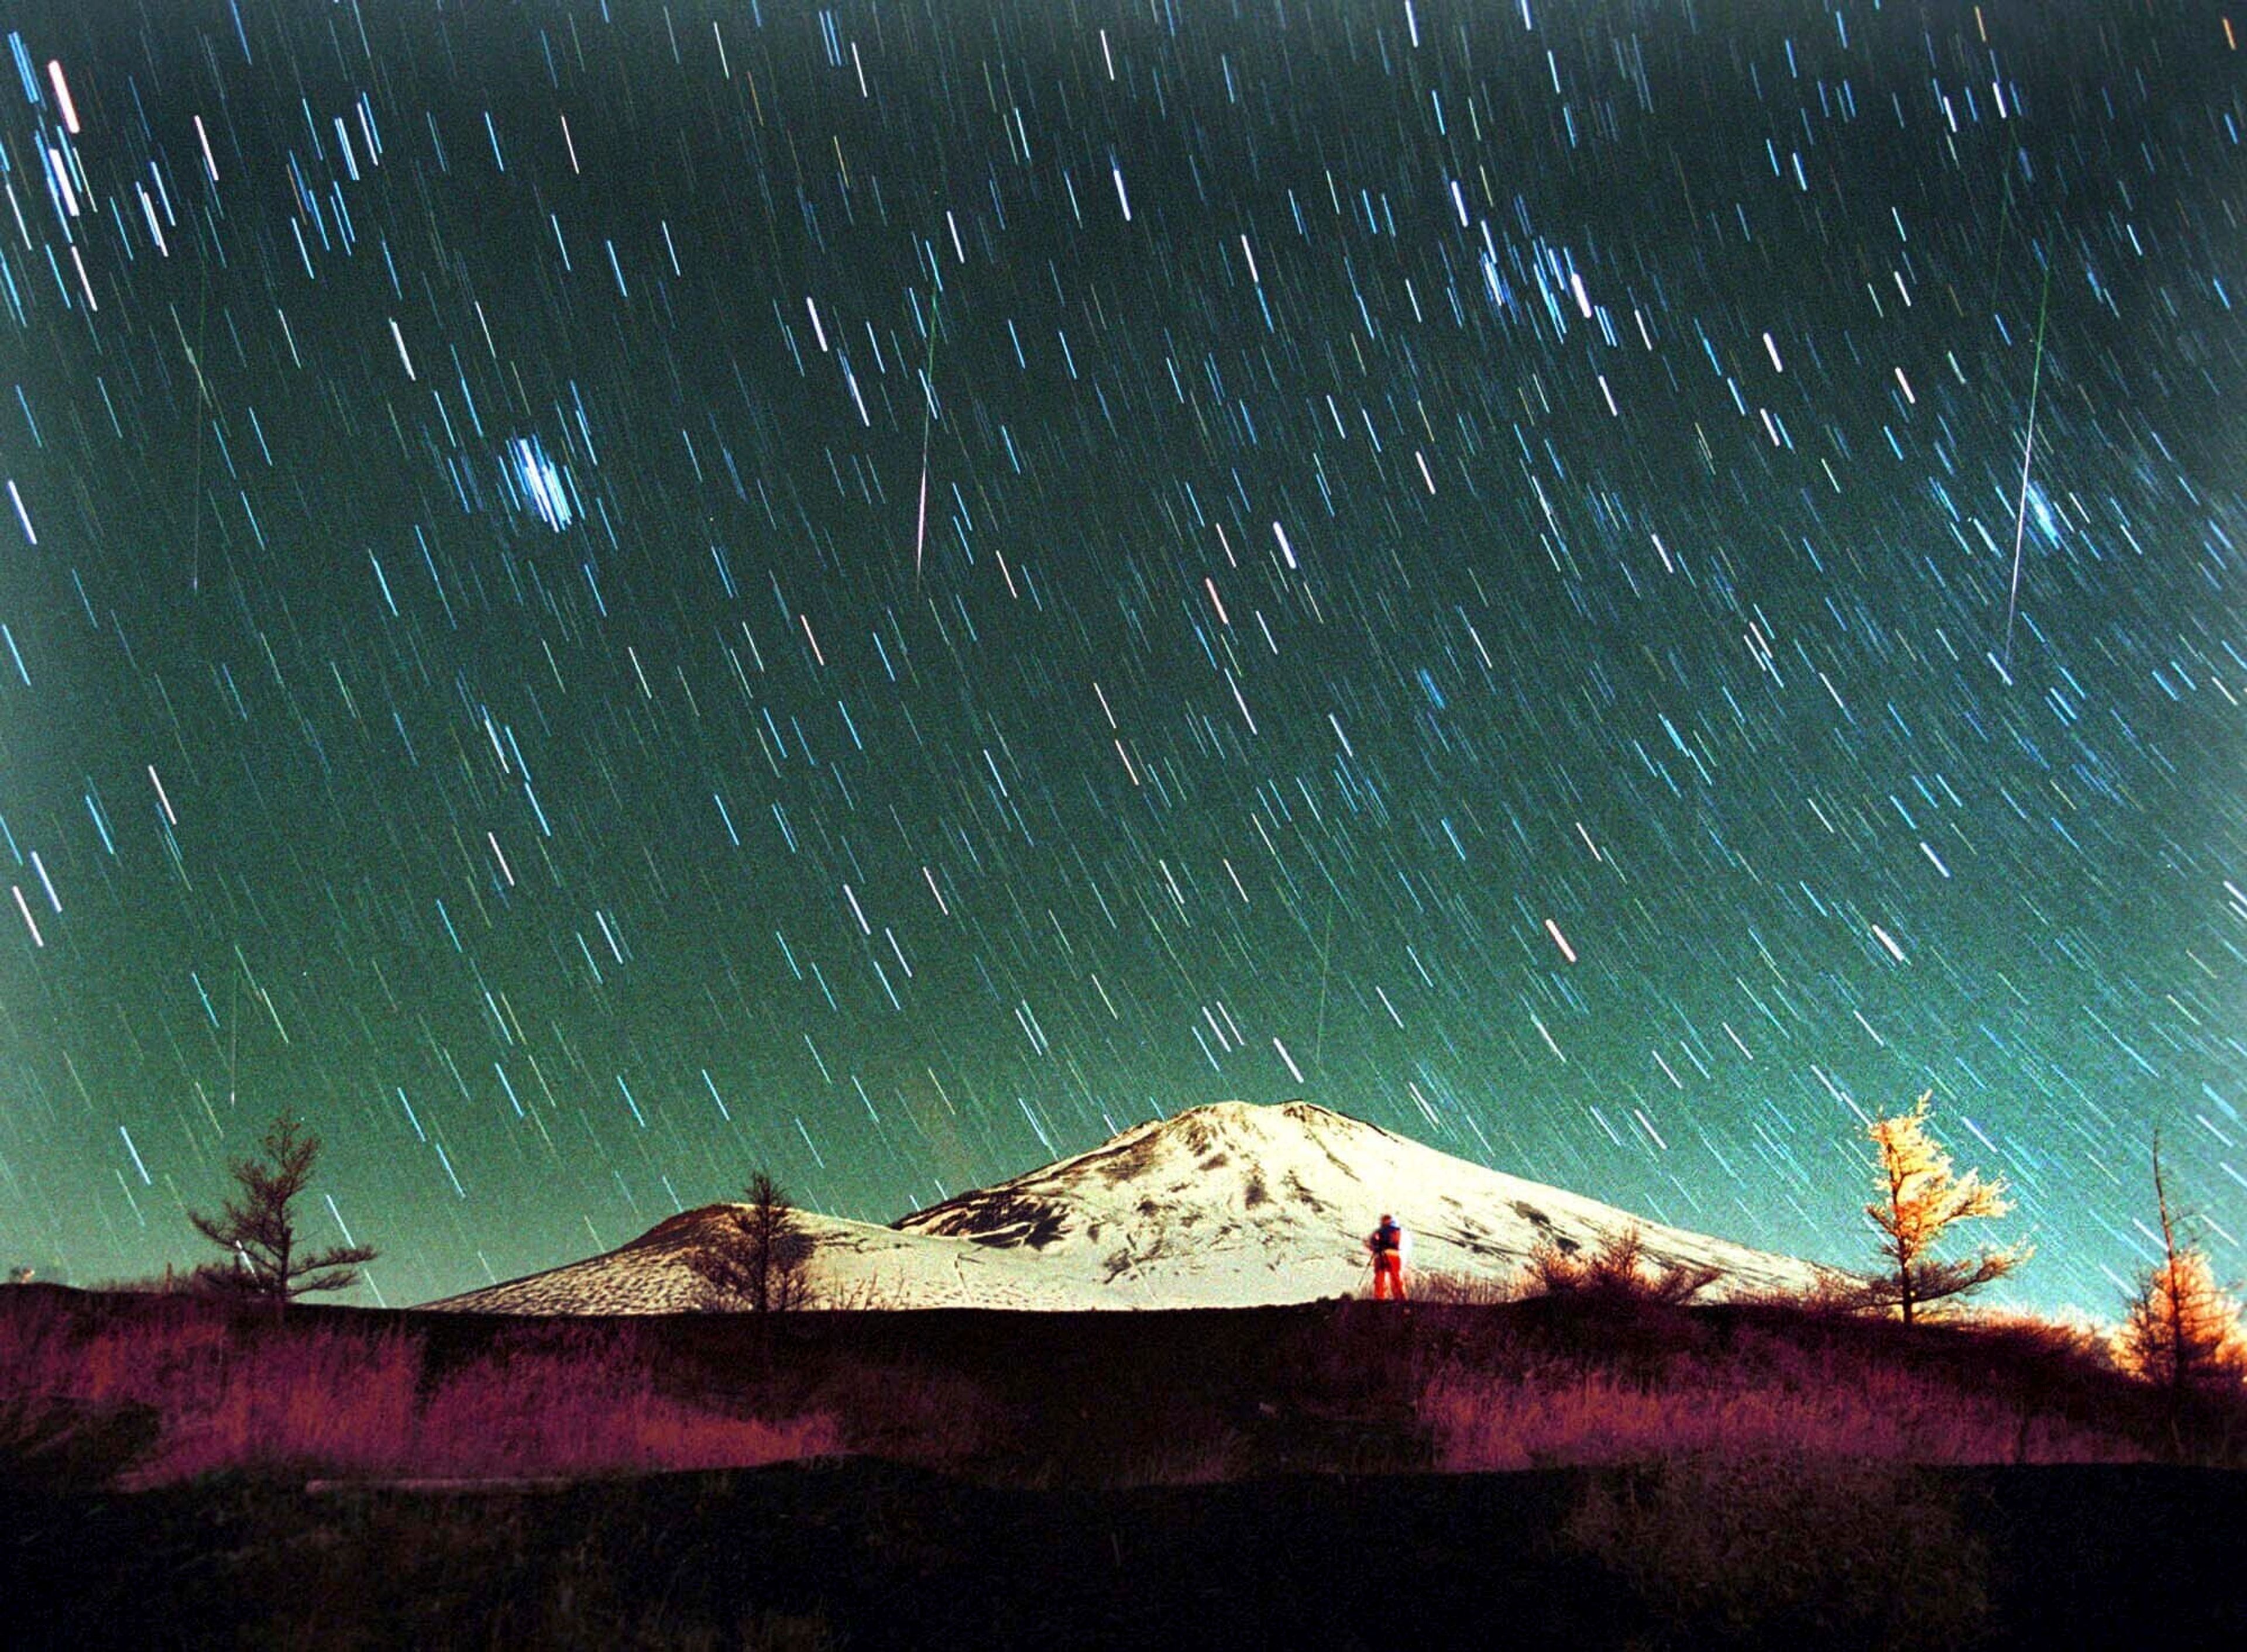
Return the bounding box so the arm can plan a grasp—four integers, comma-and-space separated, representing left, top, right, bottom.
1522, 1225, 1723, 1306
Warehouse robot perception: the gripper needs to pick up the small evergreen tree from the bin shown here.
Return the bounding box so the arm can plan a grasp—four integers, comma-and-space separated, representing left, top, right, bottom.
187, 1108, 377, 1302
1858, 1091, 2026, 1324
2114, 1137, 2246, 1399
688, 1170, 814, 1312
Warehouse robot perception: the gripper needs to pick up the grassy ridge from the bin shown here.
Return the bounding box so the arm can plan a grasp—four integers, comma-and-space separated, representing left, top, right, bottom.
7, 1285, 2247, 1646
0, 1288, 839, 1485
4, 1281, 2234, 1489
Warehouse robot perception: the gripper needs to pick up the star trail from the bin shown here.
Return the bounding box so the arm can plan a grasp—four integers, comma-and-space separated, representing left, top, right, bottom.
0, 0, 2241, 1313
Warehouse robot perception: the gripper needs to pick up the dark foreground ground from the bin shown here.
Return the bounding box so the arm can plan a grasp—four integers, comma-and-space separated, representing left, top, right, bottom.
9, 1287, 2247, 1646
6, 1456, 2246, 1650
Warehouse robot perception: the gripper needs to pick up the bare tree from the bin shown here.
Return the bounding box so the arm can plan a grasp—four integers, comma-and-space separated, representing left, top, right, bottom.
688, 1170, 815, 1312
1857, 1091, 2026, 1324
187, 1108, 376, 1302
2114, 1135, 2245, 1401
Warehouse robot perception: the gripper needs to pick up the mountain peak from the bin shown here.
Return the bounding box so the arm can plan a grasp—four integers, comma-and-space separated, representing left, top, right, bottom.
428, 1097, 1820, 1313
894, 1099, 1383, 1253
1155, 1097, 1394, 1144
1052, 1097, 1401, 1172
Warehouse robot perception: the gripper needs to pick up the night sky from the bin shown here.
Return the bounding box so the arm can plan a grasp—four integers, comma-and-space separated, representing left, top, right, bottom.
0, 0, 2240, 1313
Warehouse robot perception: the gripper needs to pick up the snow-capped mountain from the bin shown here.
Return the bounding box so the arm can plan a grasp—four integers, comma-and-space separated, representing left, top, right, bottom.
425, 1100, 1820, 1313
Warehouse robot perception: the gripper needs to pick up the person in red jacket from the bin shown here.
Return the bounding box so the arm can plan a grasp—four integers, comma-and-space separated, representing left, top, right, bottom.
1366, 1214, 1407, 1300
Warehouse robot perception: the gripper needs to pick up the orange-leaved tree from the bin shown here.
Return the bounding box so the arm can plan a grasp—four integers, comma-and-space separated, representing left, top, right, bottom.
1859, 1090, 2027, 1325
2114, 1135, 2245, 1399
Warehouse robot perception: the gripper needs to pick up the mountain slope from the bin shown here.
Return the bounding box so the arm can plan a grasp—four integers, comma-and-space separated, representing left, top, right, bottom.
426, 1099, 1820, 1312
894, 1099, 1816, 1302
422, 1205, 1107, 1315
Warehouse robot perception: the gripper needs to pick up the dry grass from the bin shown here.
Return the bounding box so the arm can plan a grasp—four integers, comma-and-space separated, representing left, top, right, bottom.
9, 1274, 2237, 1493
1420, 1350, 2148, 1470
1409, 1268, 1526, 1307
1565, 1448, 1992, 1646
1408, 1288, 2174, 1471
0, 1290, 839, 1485
1113, 1425, 1244, 1486
803, 1354, 998, 1466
